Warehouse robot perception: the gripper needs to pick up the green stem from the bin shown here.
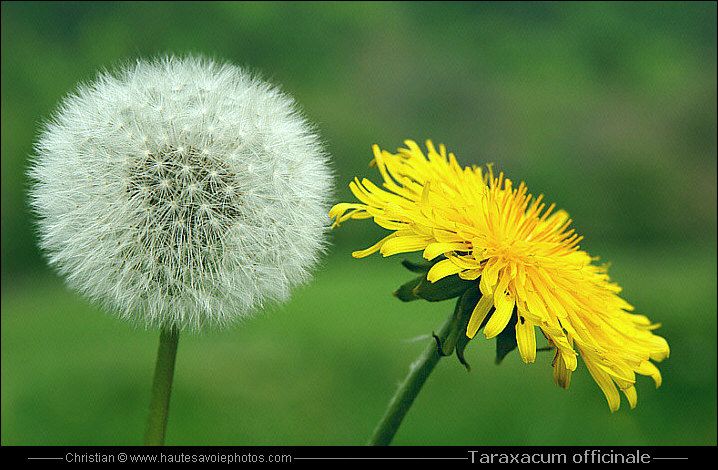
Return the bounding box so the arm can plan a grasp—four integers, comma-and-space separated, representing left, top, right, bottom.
144, 327, 180, 446
368, 312, 455, 446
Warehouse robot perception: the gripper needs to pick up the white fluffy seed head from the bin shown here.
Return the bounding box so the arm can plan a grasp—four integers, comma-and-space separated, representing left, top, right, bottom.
29, 55, 333, 331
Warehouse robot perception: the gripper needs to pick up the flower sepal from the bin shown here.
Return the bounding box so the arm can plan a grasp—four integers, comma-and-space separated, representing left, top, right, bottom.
414, 274, 474, 302
441, 286, 482, 370
394, 257, 474, 303
396, 259, 503, 371
400, 259, 432, 274
494, 310, 519, 364
393, 275, 424, 302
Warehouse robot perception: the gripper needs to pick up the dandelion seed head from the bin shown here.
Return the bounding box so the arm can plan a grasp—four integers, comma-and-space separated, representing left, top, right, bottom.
29, 55, 333, 331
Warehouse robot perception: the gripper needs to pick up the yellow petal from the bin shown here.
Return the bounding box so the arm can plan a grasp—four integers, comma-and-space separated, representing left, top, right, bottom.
422, 242, 468, 261
525, 290, 549, 322
328, 202, 364, 220
636, 360, 662, 388
552, 350, 573, 390
649, 335, 670, 361
480, 258, 504, 293
466, 294, 493, 338
583, 356, 621, 412
426, 258, 463, 283
352, 233, 396, 258
622, 385, 638, 409
483, 293, 514, 339
379, 235, 431, 257
458, 268, 482, 280
516, 316, 537, 363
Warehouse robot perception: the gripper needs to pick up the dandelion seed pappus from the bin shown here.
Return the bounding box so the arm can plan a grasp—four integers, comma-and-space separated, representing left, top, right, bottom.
29, 55, 334, 331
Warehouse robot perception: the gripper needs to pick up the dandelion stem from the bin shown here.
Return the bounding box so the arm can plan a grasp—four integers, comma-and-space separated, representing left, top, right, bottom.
368, 312, 454, 446
144, 327, 180, 446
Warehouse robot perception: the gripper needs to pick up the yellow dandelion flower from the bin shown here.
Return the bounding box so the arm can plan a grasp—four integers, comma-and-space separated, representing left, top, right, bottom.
330, 140, 669, 412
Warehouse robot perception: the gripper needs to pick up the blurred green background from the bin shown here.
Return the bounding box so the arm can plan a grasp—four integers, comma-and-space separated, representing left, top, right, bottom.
2, 1, 716, 446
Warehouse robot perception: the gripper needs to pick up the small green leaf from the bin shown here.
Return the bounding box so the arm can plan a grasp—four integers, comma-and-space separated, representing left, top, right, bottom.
455, 336, 472, 371
392, 275, 424, 302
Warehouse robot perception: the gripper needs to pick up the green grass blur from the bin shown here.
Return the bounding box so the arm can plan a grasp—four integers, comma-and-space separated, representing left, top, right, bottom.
1, 2, 716, 445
